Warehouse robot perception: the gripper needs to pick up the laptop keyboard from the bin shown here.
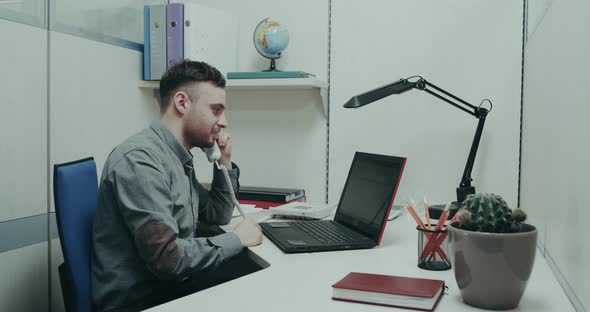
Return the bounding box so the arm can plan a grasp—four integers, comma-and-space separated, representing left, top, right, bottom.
294, 221, 356, 244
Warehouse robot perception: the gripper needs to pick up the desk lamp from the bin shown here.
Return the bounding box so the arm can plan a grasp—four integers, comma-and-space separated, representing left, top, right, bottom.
343, 76, 492, 218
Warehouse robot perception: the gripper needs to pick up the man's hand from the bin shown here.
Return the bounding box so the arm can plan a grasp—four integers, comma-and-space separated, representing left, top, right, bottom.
217, 131, 232, 168
233, 219, 263, 247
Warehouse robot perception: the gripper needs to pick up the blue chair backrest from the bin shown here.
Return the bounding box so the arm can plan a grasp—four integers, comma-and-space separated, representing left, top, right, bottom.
53, 157, 98, 312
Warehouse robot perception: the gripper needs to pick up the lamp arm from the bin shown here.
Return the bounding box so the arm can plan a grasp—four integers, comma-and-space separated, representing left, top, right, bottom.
413, 78, 489, 202
456, 112, 487, 202
415, 79, 479, 116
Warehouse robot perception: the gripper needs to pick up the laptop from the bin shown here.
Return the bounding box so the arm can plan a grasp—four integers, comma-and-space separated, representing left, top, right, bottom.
261, 152, 406, 253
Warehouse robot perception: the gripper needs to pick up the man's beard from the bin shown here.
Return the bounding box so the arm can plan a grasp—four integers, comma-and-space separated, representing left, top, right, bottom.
189, 135, 213, 149
184, 126, 213, 149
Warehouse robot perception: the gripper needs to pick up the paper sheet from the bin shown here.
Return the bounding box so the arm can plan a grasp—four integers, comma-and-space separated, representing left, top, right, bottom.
232, 204, 261, 217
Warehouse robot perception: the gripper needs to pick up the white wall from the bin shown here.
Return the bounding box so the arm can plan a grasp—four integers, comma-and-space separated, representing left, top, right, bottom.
521, 0, 589, 310
192, 0, 329, 81
187, 0, 330, 203
329, 0, 523, 207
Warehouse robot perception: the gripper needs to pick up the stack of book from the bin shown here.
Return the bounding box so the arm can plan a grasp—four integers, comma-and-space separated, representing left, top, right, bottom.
237, 186, 306, 209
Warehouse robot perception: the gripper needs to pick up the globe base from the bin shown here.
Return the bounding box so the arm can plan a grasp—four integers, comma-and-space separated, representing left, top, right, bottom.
262, 58, 281, 72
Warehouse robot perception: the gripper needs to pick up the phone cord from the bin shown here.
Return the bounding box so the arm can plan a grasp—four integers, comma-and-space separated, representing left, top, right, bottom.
215, 161, 247, 220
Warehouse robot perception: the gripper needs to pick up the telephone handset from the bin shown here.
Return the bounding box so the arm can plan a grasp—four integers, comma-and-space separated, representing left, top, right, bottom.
203, 141, 221, 162
201, 141, 246, 219
203, 141, 222, 163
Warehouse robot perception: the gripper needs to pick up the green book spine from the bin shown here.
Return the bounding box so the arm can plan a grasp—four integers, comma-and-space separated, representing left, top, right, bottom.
227, 71, 313, 79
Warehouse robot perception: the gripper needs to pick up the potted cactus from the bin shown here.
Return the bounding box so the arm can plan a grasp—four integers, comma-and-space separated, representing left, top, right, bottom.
448, 193, 537, 310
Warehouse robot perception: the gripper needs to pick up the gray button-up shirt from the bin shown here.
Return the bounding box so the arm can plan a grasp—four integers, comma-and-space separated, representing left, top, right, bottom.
91, 120, 242, 312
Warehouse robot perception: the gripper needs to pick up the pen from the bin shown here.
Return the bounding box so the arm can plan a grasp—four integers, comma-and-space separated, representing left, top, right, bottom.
406, 202, 447, 259
421, 203, 452, 260
405, 202, 426, 230
422, 209, 458, 260
434, 203, 451, 231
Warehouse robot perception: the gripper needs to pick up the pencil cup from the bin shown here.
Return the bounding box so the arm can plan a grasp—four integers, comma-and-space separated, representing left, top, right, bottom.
416, 225, 451, 271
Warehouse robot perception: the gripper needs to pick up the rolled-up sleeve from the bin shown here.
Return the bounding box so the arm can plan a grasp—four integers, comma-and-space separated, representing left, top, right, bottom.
111, 148, 242, 280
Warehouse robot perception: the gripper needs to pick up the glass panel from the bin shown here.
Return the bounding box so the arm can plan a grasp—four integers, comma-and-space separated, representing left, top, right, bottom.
526, 0, 555, 43
0, 13, 48, 223
49, 0, 167, 50
0, 0, 46, 28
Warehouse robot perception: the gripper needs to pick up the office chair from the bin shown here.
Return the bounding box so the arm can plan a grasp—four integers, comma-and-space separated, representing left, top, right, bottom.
53, 157, 98, 312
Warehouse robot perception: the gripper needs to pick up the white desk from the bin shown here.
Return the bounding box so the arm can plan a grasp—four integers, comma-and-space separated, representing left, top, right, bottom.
147, 212, 574, 312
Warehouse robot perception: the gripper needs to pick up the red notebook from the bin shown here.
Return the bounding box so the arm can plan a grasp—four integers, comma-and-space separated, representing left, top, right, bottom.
331, 272, 445, 311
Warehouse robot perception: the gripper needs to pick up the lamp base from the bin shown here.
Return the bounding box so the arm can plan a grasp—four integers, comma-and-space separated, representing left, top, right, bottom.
428, 201, 461, 220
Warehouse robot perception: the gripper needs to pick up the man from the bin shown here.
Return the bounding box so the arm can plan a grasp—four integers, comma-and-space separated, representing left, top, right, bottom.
92, 60, 263, 312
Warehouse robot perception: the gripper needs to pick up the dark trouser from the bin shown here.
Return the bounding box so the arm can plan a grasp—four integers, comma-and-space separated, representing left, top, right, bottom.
138, 250, 263, 311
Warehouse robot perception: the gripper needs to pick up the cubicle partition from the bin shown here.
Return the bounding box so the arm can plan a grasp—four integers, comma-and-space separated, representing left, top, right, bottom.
521, 0, 590, 310
0, 1, 160, 311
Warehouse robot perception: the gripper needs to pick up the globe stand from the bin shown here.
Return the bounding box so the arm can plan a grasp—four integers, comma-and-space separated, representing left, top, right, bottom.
262, 57, 281, 72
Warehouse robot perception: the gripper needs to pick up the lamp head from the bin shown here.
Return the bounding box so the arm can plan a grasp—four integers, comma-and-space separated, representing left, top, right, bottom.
343, 78, 417, 108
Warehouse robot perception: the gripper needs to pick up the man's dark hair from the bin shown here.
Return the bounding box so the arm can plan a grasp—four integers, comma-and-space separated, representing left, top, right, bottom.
159, 60, 226, 112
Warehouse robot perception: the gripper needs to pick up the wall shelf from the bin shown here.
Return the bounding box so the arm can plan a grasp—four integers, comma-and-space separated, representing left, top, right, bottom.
139, 77, 329, 116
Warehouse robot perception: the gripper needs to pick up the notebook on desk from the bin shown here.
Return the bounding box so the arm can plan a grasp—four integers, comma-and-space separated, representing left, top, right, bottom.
260, 152, 406, 253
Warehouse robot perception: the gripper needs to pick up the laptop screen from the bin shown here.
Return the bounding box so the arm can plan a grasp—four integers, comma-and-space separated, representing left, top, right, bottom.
334, 152, 406, 244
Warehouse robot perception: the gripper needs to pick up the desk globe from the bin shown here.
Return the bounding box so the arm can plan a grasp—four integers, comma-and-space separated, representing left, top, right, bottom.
253, 18, 289, 71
